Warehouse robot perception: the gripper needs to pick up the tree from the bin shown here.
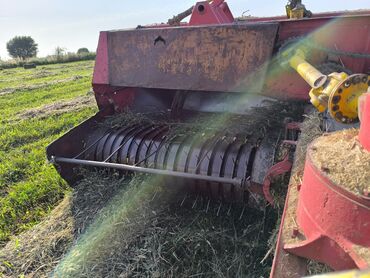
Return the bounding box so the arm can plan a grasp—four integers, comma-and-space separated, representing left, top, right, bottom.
77, 48, 89, 54
6, 36, 38, 60
54, 46, 66, 57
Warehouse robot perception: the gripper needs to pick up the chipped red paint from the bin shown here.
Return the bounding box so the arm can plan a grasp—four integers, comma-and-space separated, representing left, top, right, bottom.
284, 148, 370, 270
93, 32, 109, 85
189, 0, 234, 25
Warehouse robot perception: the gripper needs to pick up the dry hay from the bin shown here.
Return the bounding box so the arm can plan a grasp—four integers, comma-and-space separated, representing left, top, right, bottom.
0, 170, 277, 278
54, 172, 276, 278
287, 109, 325, 192
0, 170, 127, 277
0, 76, 87, 96
102, 100, 304, 140
306, 260, 332, 276
17, 94, 95, 120
0, 196, 74, 277
310, 128, 370, 196
294, 110, 324, 174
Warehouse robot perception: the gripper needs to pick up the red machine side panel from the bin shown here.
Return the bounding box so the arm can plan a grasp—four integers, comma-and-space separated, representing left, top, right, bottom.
106, 23, 279, 93
263, 15, 370, 100
93, 32, 109, 85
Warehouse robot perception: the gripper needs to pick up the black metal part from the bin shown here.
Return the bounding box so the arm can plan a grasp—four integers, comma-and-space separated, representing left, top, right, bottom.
47, 119, 276, 202
83, 125, 257, 191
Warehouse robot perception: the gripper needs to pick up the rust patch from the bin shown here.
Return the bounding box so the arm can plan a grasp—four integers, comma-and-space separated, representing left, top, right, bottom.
107, 23, 278, 92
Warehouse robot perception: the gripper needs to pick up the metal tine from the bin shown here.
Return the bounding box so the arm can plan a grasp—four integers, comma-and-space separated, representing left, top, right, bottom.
227, 204, 232, 216
134, 135, 171, 166
194, 137, 221, 171
151, 189, 158, 201
205, 199, 210, 213
239, 205, 246, 220
128, 128, 156, 163
134, 138, 162, 166
180, 194, 188, 207
134, 148, 159, 166
105, 125, 157, 163
192, 195, 199, 209
73, 131, 111, 159
103, 132, 139, 162
216, 202, 222, 216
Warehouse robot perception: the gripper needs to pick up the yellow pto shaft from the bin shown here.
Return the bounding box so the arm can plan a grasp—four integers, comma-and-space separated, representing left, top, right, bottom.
287, 47, 369, 124
289, 49, 327, 89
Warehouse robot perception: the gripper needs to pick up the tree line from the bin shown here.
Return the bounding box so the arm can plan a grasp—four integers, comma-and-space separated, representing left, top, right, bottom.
4, 36, 90, 60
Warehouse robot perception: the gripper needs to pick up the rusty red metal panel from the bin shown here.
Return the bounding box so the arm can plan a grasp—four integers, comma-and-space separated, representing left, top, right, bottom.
278, 15, 370, 73
263, 14, 370, 101
189, 1, 234, 25
284, 149, 370, 270
93, 32, 109, 84
107, 23, 278, 93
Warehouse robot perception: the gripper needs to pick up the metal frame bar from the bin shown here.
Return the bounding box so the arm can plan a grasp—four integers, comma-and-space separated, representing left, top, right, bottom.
51, 156, 244, 186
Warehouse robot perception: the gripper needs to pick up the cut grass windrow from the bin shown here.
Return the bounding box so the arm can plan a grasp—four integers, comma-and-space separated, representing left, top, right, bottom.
0, 61, 96, 242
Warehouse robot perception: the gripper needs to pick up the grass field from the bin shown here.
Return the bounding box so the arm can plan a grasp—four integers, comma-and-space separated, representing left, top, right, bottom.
0, 61, 97, 243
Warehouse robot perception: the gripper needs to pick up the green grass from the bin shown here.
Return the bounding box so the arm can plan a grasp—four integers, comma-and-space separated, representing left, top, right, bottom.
0, 60, 97, 242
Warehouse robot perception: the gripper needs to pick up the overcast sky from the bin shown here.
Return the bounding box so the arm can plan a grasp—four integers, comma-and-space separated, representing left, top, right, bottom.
1, 0, 369, 59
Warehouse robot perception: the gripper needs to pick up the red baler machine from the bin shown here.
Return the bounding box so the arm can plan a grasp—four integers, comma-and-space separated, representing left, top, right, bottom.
47, 1, 370, 276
